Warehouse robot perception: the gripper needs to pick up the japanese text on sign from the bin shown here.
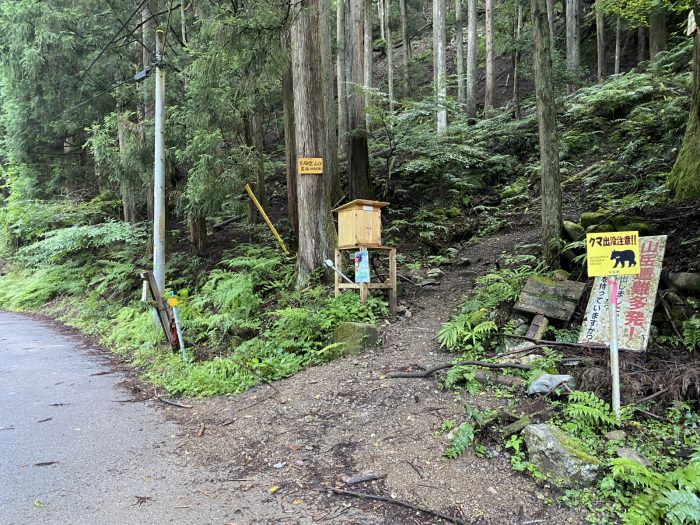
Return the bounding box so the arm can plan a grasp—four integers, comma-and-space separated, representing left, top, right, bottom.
297, 157, 324, 175
586, 231, 640, 277
579, 236, 666, 352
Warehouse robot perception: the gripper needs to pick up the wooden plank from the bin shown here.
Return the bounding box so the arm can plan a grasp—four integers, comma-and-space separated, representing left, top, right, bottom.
140, 271, 174, 347
359, 282, 369, 303
525, 314, 550, 339
337, 209, 354, 248
337, 245, 395, 251
334, 249, 341, 298
338, 283, 395, 290
514, 277, 586, 321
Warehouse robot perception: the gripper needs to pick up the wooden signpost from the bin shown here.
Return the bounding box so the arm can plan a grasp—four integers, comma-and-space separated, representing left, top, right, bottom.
582, 231, 641, 419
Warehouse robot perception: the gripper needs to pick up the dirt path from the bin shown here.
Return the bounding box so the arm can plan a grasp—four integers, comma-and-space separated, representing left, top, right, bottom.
167, 229, 586, 525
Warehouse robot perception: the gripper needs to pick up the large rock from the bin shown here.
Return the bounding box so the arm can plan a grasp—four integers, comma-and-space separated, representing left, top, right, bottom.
332, 322, 379, 356
616, 447, 651, 468
522, 424, 601, 487
563, 221, 585, 242
579, 211, 615, 232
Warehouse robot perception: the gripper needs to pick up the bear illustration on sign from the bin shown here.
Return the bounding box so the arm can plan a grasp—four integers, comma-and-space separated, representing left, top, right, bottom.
610, 249, 637, 268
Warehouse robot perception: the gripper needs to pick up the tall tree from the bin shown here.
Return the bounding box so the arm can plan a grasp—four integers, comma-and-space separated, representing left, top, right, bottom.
668, 1, 700, 199
348, 0, 373, 198
566, 0, 580, 91
364, 0, 373, 129
546, 0, 555, 41
649, 8, 666, 59
320, 0, 340, 201
484, 0, 496, 110
638, 26, 647, 62
142, 1, 156, 221
614, 16, 621, 74
596, 2, 606, 82
455, 0, 466, 108
513, 0, 524, 119
466, 0, 478, 117
378, 0, 386, 40
434, 0, 448, 134
290, 0, 337, 287
337, 0, 349, 159
244, 114, 267, 224
399, 0, 411, 94
531, 0, 563, 263
282, 37, 298, 233
384, 0, 395, 112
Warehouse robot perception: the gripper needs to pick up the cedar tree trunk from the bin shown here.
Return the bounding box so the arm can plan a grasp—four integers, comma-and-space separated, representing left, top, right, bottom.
531, 0, 563, 264
291, 0, 337, 287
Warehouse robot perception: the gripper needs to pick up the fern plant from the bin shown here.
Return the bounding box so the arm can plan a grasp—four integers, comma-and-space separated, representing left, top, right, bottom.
443, 404, 493, 459
443, 422, 476, 459
611, 450, 700, 525
683, 316, 700, 351
563, 390, 621, 432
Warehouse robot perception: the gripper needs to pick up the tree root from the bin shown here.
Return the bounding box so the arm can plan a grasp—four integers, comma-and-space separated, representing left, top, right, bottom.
387, 360, 532, 379
329, 487, 471, 525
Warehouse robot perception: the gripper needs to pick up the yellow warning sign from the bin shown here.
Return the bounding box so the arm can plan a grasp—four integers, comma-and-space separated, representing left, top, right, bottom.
297, 157, 323, 175
586, 231, 640, 277
167, 297, 178, 307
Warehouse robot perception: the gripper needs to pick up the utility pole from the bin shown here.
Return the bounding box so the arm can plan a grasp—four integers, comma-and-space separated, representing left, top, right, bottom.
153, 28, 166, 295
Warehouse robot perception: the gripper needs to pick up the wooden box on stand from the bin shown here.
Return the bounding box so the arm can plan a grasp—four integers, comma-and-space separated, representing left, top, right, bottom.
332, 199, 389, 249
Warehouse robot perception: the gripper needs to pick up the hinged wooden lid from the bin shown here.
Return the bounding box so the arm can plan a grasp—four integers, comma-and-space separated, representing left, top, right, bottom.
332, 199, 390, 213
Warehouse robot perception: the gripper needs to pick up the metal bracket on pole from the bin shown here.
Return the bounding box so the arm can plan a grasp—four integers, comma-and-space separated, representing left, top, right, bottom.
324, 259, 354, 284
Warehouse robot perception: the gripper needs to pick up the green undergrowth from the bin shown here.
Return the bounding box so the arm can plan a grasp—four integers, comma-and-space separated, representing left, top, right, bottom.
0, 199, 387, 396
375, 40, 692, 267
434, 252, 699, 524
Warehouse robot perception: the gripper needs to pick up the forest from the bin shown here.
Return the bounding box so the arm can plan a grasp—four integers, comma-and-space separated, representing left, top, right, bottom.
0, 0, 699, 523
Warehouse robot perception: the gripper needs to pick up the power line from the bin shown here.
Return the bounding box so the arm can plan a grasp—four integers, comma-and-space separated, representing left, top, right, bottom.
105, 0, 154, 57
12, 77, 133, 153
74, 0, 149, 89
162, 0, 175, 56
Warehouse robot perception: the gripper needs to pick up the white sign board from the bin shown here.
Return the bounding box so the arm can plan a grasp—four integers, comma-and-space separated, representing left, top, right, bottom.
579, 236, 666, 352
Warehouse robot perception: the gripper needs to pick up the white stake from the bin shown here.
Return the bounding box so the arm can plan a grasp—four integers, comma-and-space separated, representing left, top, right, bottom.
608, 277, 621, 420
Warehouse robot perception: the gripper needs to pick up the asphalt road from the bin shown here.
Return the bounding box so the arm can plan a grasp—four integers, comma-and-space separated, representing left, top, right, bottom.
0, 311, 238, 525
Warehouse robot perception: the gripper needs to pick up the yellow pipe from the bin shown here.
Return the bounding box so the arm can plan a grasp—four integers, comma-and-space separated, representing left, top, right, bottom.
244, 183, 290, 255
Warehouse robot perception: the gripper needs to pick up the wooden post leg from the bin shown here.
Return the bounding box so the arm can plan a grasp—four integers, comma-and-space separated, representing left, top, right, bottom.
359, 283, 369, 304
388, 248, 397, 314
334, 249, 341, 297
525, 314, 549, 339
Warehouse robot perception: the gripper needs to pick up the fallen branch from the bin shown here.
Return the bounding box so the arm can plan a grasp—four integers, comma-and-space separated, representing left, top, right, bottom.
635, 387, 670, 405
228, 358, 280, 396
659, 294, 689, 352
635, 407, 664, 421
493, 333, 637, 353
196, 422, 205, 437
501, 409, 552, 436
156, 396, 193, 409
329, 488, 470, 525
388, 360, 532, 379
212, 214, 245, 230
489, 345, 545, 360
474, 370, 523, 387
